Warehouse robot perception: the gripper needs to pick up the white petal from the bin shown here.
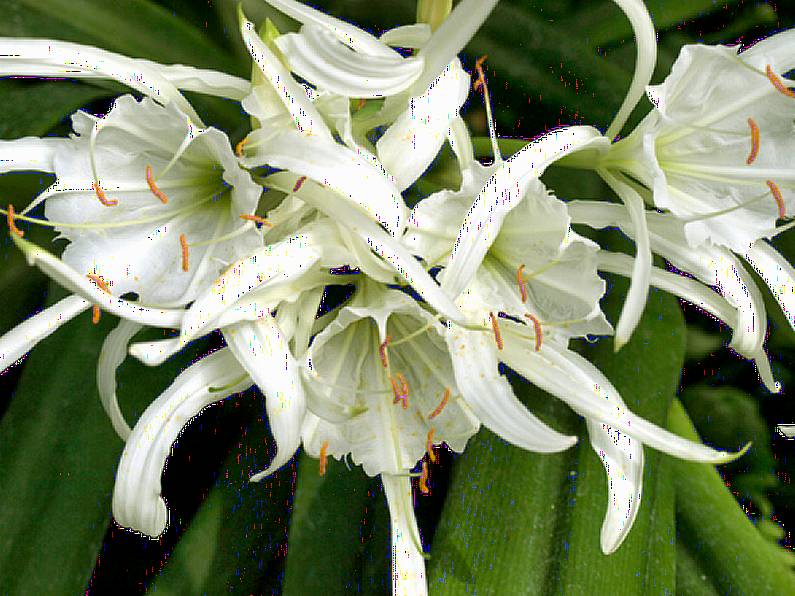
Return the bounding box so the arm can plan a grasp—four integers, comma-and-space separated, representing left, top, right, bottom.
266, 172, 464, 324
380, 24, 432, 49
382, 474, 428, 596
446, 326, 577, 453
443, 126, 606, 298
0, 39, 203, 124
248, 129, 405, 234
181, 238, 321, 344
744, 240, 795, 332
600, 170, 652, 349
112, 348, 250, 536
741, 29, 795, 73
501, 340, 745, 463
585, 419, 643, 554
128, 337, 182, 367
377, 59, 469, 191
140, 61, 252, 100
97, 319, 142, 440
239, 13, 332, 141
0, 137, 68, 174
12, 234, 184, 328
275, 25, 424, 98
223, 317, 306, 481
0, 295, 90, 373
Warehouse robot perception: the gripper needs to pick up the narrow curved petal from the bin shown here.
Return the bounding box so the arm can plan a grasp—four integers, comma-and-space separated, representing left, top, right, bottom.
380, 24, 432, 49
223, 317, 306, 481
112, 348, 250, 537
247, 129, 406, 235
501, 338, 745, 463
600, 170, 652, 350
0, 295, 90, 373
180, 238, 321, 344
382, 474, 428, 596
585, 418, 644, 554
446, 326, 578, 453
741, 28, 795, 73
239, 13, 332, 141
377, 59, 469, 191
266, 172, 464, 324
0, 38, 203, 124
0, 137, 69, 174
443, 126, 606, 298
744, 240, 795, 332
12, 234, 184, 329
276, 25, 424, 98
97, 319, 142, 440
128, 337, 182, 367
140, 62, 252, 100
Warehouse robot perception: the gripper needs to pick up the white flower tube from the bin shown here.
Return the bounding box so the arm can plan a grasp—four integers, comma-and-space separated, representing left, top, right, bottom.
0, 137, 68, 174
383, 474, 428, 596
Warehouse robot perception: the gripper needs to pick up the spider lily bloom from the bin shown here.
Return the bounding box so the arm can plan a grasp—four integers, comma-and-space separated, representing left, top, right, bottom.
568, 201, 781, 393
406, 122, 744, 553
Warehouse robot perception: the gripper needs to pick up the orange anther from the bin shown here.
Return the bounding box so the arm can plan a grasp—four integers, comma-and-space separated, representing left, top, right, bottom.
397, 372, 410, 409
473, 55, 488, 92
87, 273, 111, 326
746, 118, 760, 165
429, 388, 450, 420
379, 335, 391, 369
179, 233, 190, 272
767, 180, 787, 219
427, 428, 437, 463
239, 214, 272, 227
92, 182, 118, 207
293, 176, 308, 193
6, 204, 23, 238
419, 461, 430, 495
356, 98, 366, 111
766, 65, 795, 99
524, 313, 543, 352
145, 165, 169, 204
517, 264, 528, 303
319, 440, 329, 476
235, 137, 249, 157
489, 312, 503, 351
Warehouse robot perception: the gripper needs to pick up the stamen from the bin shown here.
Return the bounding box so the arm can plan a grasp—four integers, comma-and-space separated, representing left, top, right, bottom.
292, 176, 308, 193
746, 118, 760, 165
429, 388, 450, 420
473, 54, 488, 92
524, 313, 543, 351
179, 233, 190, 272
87, 273, 111, 325
767, 180, 787, 219
765, 65, 795, 99
390, 375, 402, 404
489, 312, 503, 351
516, 264, 528, 303
397, 372, 410, 410
472, 55, 502, 162
6, 204, 23, 237
427, 428, 437, 463
145, 165, 169, 204
235, 137, 249, 157
379, 335, 391, 369
319, 440, 329, 476
356, 98, 366, 111
419, 461, 430, 495
92, 182, 118, 207
239, 214, 272, 228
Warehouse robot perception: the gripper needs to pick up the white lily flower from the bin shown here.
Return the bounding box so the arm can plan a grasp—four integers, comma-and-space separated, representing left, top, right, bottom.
604, 29, 795, 254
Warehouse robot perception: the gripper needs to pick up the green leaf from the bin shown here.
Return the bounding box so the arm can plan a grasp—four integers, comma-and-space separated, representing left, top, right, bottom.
1, 0, 240, 74
282, 452, 375, 595
428, 281, 683, 593
668, 398, 795, 593
676, 541, 721, 596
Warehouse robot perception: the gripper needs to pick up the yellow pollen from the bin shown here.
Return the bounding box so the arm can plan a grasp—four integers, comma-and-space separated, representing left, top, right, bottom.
419, 461, 430, 495
427, 428, 437, 463
145, 165, 169, 204
239, 214, 272, 227
429, 388, 450, 420
319, 440, 329, 476
473, 54, 488, 92
746, 118, 760, 165
489, 312, 504, 351
767, 180, 787, 219
6, 204, 23, 238
524, 313, 543, 351
179, 233, 190, 272
235, 137, 249, 157
397, 373, 410, 409
517, 264, 528, 303
92, 182, 118, 207
765, 65, 795, 99
87, 274, 111, 325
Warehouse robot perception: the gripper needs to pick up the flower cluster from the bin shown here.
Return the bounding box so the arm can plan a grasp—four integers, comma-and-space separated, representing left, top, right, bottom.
1, 1, 792, 594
